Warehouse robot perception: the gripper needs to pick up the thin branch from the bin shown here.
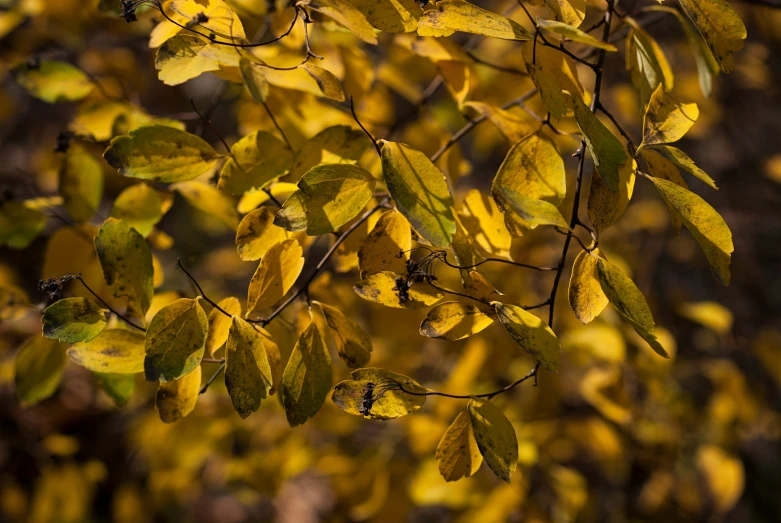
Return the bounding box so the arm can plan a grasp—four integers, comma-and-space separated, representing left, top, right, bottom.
466, 51, 528, 76
190, 97, 233, 157
200, 362, 225, 394
597, 102, 635, 152
177, 258, 235, 317
350, 95, 382, 156
76, 275, 146, 332
427, 280, 491, 306
261, 101, 292, 149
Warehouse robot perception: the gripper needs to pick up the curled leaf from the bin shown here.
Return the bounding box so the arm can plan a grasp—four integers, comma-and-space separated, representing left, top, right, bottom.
436, 411, 483, 482
420, 301, 494, 341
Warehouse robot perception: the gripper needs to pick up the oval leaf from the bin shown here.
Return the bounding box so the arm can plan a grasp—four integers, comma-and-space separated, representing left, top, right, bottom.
205, 296, 242, 356
436, 410, 483, 482
492, 302, 560, 372
225, 317, 273, 419
568, 249, 609, 324
15, 336, 65, 406
280, 322, 332, 427
42, 297, 107, 343
331, 367, 427, 420
418, 0, 532, 40
144, 297, 208, 382
218, 131, 293, 196
316, 301, 372, 368
246, 239, 304, 314
420, 301, 494, 341
353, 271, 444, 309
467, 398, 518, 483
156, 366, 201, 423
67, 329, 146, 374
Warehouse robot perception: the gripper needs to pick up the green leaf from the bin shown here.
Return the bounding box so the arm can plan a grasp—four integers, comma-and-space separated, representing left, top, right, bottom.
246, 239, 304, 313
95, 372, 135, 407
42, 297, 107, 343
597, 259, 669, 358
144, 297, 208, 382
419, 301, 494, 341
315, 301, 373, 368
572, 95, 627, 193
492, 302, 560, 372
110, 183, 172, 237
289, 125, 370, 182
651, 145, 718, 190
379, 140, 456, 248
641, 85, 699, 148
647, 177, 733, 285
59, 143, 103, 223
14, 60, 93, 103
205, 296, 242, 356
625, 17, 674, 108
678, 0, 746, 73
536, 17, 617, 51
353, 271, 444, 309
417, 0, 532, 40
224, 317, 273, 418
331, 367, 427, 420
172, 181, 239, 230
67, 329, 146, 374
239, 57, 269, 103
14, 336, 65, 406
568, 249, 609, 324
236, 207, 289, 262
495, 186, 568, 228
280, 322, 332, 427
94, 218, 154, 319
156, 366, 201, 423
0, 201, 46, 249
104, 125, 220, 183
275, 164, 376, 236
218, 131, 293, 196
436, 410, 483, 482
467, 398, 518, 483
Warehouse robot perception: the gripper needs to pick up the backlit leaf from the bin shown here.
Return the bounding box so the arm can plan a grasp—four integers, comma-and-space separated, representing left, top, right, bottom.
235, 207, 289, 261
144, 297, 208, 382
67, 329, 146, 374
573, 95, 627, 192
14, 336, 65, 406
458, 189, 512, 259
312, 0, 378, 44
492, 302, 560, 372
218, 131, 292, 196
696, 445, 745, 513
110, 183, 172, 237
418, 0, 532, 40
316, 301, 373, 368
59, 143, 103, 223
467, 398, 518, 483
280, 322, 332, 427
172, 181, 240, 229
651, 145, 717, 189
587, 159, 637, 234
679, 0, 746, 73
14, 60, 93, 103
0, 283, 29, 321
358, 208, 412, 277
495, 186, 568, 228
354, 271, 444, 309
205, 297, 242, 356
625, 17, 674, 107
288, 125, 369, 182
239, 57, 269, 103
463, 102, 536, 143
543, 0, 586, 27
0, 201, 46, 249
246, 239, 304, 313
522, 44, 585, 121
536, 17, 617, 51
379, 140, 456, 248
225, 317, 273, 418
155, 35, 226, 86
156, 366, 201, 423
353, 0, 422, 33
331, 367, 426, 420
419, 301, 494, 341
42, 298, 107, 343
568, 249, 609, 324
641, 85, 699, 148
303, 64, 346, 101
436, 411, 483, 482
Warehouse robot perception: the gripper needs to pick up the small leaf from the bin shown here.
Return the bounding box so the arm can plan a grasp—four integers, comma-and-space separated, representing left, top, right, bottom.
218, 131, 292, 196
235, 207, 289, 262
648, 177, 733, 285
492, 131, 566, 206
568, 249, 609, 324
641, 85, 699, 148
587, 159, 637, 234
572, 95, 627, 193
172, 181, 239, 230
110, 183, 172, 237
379, 140, 456, 248
331, 367, 426, 420
94, 217, 154, 319
536, 17, 617, 51
14, 60, 93, 103
353, 271, 444, 309
67, 329, 146, 374
303, 64, 346, 101
467, 398, 518, 483
651, 145, 718, 190
436, 411, 483, 482
0, 201, 46, 249
417, 0, 532, 40
492, 302, 560, 372
246, 239, 304, 313
678, 0, 746, 73
59, 143, 103, 223
225, 317, 273, 418
156, 366, 201, 423
274, 164, 376, 236
495, 186, 568, 228
543, 0, 586, 27
15, 336, 65, 406
95, 373, 135, 407
420, 301, 494, 341
316, 301, 372, 368
42, 297, 107, 343
205, 297, 242, 356
358, 208, 412, 277
239, 57, 269, 103
597, 259, 669, 358
280, 322, 332, 427
144, 297, 208, 382
104, 125, 220, 183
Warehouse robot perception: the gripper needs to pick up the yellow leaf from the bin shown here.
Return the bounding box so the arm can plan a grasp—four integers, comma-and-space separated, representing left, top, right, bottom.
522, 44, 585, 121
492, 302, 561, 372
379, 140, 456, 248
155, 35, 230, 86
353, 271, 444, 309
59, 143, 103, 224
42, 298, 106, 343
288, 125, 370, 182
110, 183, 171, 238
436, 411, 483, 482
104, 125, 220, 183
494, 186, 568, 228
467, 398, 518, 483
419, 301, 494, 341
596, 259, 669, 358
14, 336, 65, 406
205, 296, 242, 356
246, 239, 304, 313
536, 17, 617, 51
225, 317, 273, 418
352, 0, 422, 33
458, 189, 512, 259
580, 366, 632, 425
315, 301, 373, 368
640, 148, 687, 234
641, 85, 699, 148
239, 57, 269, 103
679, 0, 746, 73
418, 0, 532, 41
463, 102, 536, 143
696, 445, 745, 513
568, 249, 608, 324
573, 95, 627, 192
650, 145, 717, 189
94, 218, 154, 319
144, 297, 208, 382
302, 64, 346, 102
155, 366, 201, 423
0, 201, 46, 249
587, 159, 637, 234
218, 130, 292, 196
169, 0, 247, 41
172, 181, 239, 230
492, 131, 566, 206
543, 0, 585, 27
677, 301, 733, 335
311, 0, 378, 44
274, 164, 376, 236
358, 208, 412, 277
238, 182, 298, 213
331, 367, 426, 420
647, 177, 733, 285
235, 207, 289, 262
625, 17, 674, 107
14, 60, 93, 103
280, 321, 332, 426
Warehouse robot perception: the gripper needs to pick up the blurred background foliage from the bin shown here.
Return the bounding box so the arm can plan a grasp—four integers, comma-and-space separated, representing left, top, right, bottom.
1, 0, 781, 521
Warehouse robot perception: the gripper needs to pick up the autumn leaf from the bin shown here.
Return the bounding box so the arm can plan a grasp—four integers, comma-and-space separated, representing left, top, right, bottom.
280, 322, 332, 427
205, 297, 242, 356
144, 297, 209, 382
419, 301, 494, 341
536, 17, 617, 51
67, 329, 146, 374
331, 367, 427, 420
568, 249, 609, 324
225, 317, 273, 418
354, 271, 444, 309
436, 411, 483, 482
14, 60, 93, 103
246, 239, 304, 313
640, 85, 699, 148
42, 297, 107, 343
156, 366, 201, 423
572, 95, 627, 193
315, 301, 373, 368
218, 131, 292, 196
678, 0, 746, 73
418, 0, 532, 40
467, 398, 518, 483
14, 336, 65, 406
493, 302, 560, 372
59, 143, 103, 224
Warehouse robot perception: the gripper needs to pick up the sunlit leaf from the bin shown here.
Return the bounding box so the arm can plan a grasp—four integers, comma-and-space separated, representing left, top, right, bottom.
543, 0, 586, 27
420, 301, 494, 341
650, 145, 717, 189
358, 207, 412, 277
568, 249, 608, 324
353, 0, 422, 33
492, 302, 561, 372
536, 17, 617, 51
14, 336, 65, 406
316, 301, 372, 368
331, 367, 426, 420
14, 60, 93, 103
68, 329, 146, 374
303, 64, 346, 101
458, 189, 512, 259
205, 296, 242, 356
354, 271, 444, 309
311, 0, 378, 44
110, 183, 172, 237
587, 159, 637, 234
289, 125, 370, 182
172, 181, 240, 229
678, 0, 746, 73
625, 17, 674, 107
436, 411, 483, 482
218, 131, 292, 196
641, 85, 699, 148
696, 445, 745, 513
572, 95, 627, 192
235, 207, 289, 262
495, 186, 568, 228
418, 0, 532, 40
246, 239, 304, 313
225, 316, 273, 418
280, 321, 332, 427
144, 297, 208, 382
42, 298, 107, 343
239, 57, 269, 103
467, 398, 518, 483
677, 301, 733, 335
156, 366, 201, 423
59, 143, 103, 223
155, 35, 226, 86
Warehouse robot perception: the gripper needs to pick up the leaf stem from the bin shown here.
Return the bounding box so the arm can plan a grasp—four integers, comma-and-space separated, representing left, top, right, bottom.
350, 95, 381, 157
76, 275, 146, 332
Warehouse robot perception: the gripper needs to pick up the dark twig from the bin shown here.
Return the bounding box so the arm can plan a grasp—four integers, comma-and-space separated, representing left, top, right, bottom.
76, 275, 146, 332
350, 95, 382, 156
261, 101, 292, 149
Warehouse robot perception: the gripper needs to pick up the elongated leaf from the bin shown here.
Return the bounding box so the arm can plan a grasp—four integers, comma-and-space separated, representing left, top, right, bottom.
587, 159, 637, 234
379, 140, 456, 248
205, 297, 242, 356
651, 145, 717, 189
492, 302, 560, 372
523, 44, 584, 121
156, 366, 201, 423
246, 239, 304, 313
68, 329, 146, 374
239, 57, 269, 103
625, 17, 674, 107
648, 177, 733, 285
59, 143, 103, 223
331, 367, 426, 420
104, 125, 220, 183
640, 148, 688, 233
420, 301, 494, 341
316, 301, 372, 368
94, 218, 154, 319
15, 336, 65, 406
495, 186, 568, 228
536, 17, 617, 51
218, 131, 292, 196
155, 35, 225, 86
225, 317, 273, 418
303, 64, 346, 101
42, 297, 107, 343
280, 322, 332, 427
568, 249, 609, 324
353, 0, 422, 33
144, 297, 208, 382
418, 0, 532, 40
641, 85, 699, 148
14, 60, 93, 103
679, 0, 746, 73
573, 95, 627, 193
436, 411, 483, 482
468, 398, 518, 483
